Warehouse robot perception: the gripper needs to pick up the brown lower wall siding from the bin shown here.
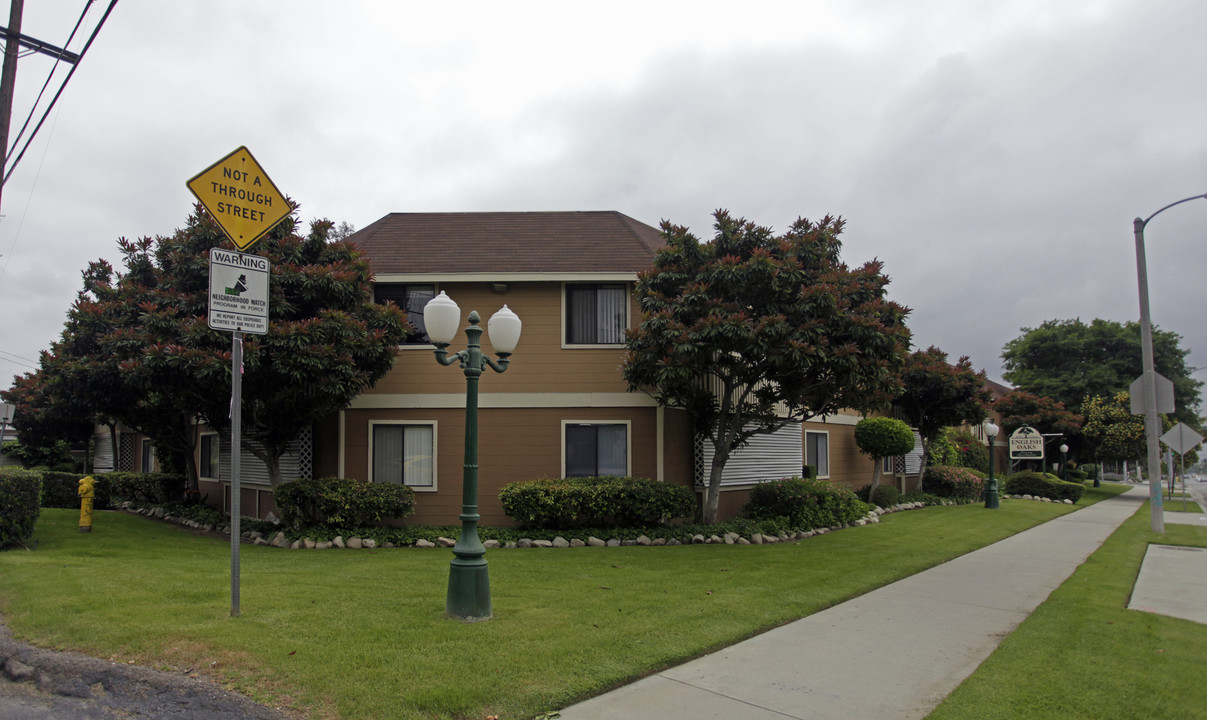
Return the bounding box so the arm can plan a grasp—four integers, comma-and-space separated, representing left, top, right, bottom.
198, 478, 279, 520
340, 406, 693, 527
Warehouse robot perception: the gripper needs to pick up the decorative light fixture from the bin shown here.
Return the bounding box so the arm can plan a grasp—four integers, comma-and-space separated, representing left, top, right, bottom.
984, 420, 1000, 509
423, 291, 522, 621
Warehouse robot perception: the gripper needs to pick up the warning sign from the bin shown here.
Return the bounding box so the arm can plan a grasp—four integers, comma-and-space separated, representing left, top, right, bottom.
187, 147, 290, 251
208, 248, 269, 335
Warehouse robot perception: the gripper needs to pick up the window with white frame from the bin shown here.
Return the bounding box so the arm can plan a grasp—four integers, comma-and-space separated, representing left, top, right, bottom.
806, 431, 829, 478
564, 422, 628, 477
565, 283, 627, 345
881, 454, 895, 475
374, 284, 436, 344
200, 434, 219, 480
371, 423, 435, 488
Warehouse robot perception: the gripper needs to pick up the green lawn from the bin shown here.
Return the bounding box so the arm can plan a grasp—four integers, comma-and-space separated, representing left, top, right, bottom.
927, 498, 1207, 720
1, 488, 1126, 720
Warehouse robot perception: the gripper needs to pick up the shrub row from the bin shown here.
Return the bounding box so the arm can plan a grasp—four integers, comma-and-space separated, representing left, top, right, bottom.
0, 467, 42, 549
498, 476, 695, 529
106, 472, 188, 504
1002, 471, 1085, 503
922, 465, 985, 502
742, 477, 868, 530
855, 483, 901, 508
274, 477, 415, 530
39, 471, 116, 509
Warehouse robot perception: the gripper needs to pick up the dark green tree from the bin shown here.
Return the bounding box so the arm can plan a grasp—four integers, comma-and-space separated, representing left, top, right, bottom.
1001, 318, 1201, 425
623, 210, 911, 523
895, 347, 992, 490
993, 389, 1084, 459
12, 204, 408, 489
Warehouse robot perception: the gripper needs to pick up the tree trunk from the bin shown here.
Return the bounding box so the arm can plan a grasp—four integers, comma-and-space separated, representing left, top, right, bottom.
867, 459, 883, 506
915, 440, 930, 492
702, 451, 727, 524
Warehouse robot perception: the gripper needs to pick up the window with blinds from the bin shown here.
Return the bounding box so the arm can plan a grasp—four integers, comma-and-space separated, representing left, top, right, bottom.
565, 423, 628, 477
565, 283, 627, 345
374, 284, 436, 344
372, 423, 435, 488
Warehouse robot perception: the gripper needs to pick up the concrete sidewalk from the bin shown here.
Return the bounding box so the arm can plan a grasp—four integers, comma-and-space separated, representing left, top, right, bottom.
558, 486, 1149, 720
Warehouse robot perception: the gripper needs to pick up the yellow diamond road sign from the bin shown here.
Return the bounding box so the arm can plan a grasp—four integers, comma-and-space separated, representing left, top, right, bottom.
187, 146, 289, 251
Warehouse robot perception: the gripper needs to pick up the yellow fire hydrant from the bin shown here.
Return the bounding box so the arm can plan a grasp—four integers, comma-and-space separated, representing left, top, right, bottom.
78, 475, 95, 533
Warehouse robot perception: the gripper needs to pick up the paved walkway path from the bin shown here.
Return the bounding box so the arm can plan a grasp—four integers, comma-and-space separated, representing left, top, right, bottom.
558, 486, 1149, 720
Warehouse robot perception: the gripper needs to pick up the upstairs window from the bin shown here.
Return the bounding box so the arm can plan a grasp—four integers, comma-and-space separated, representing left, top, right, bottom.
565, 283, 627, 345
374, 284, 436, 344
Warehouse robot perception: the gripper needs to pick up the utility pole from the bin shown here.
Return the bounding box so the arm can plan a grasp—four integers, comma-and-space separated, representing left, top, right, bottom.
0, 0, 24, 214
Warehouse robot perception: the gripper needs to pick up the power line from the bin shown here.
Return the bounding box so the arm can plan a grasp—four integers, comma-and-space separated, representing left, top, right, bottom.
4, 0, 93, 161
2, 0, 119, 188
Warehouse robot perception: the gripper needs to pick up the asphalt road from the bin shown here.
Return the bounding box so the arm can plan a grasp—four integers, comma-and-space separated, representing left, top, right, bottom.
0, 620, 297, 720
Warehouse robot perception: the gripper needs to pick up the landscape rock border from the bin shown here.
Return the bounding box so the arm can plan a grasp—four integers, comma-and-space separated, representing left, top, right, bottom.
117, 495, 1080, 551
116, 499, 959, 550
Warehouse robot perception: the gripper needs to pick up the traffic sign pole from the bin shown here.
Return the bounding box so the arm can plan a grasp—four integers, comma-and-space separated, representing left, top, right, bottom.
189, 147, 284, 618
230, 332, 242, 618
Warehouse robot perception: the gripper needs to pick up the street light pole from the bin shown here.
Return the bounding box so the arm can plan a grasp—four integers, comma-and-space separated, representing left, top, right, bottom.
1134, 192, 1207, 534
984, 420, 999, 509
424, 291, 521, 622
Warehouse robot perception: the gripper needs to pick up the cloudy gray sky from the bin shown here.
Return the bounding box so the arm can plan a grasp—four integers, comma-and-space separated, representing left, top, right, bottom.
2, 0, 1205, 393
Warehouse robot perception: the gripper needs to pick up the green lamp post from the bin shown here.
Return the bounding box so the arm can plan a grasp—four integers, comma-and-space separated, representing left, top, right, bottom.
984, 420, 1000, 509
1060, 444, 1069, 481
423, 291, 522, 622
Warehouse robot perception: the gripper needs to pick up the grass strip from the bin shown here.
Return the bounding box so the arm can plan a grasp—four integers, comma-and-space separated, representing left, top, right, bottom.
1, 485, 1126, 720
927, 497, 1207, 720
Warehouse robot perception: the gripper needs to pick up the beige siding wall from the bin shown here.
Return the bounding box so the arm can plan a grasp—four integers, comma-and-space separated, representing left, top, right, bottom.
342, 405, 686, 527
803, 418, 878, 493
367, 281, 636, 397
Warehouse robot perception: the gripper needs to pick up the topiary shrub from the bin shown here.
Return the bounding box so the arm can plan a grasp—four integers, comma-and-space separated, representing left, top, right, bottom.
742, 477, 867, 530
856, 483, 901, 508
274, 477, 415, 530
1002, 471, 1085, 503
498, 476, 695, 529
921, 465, 985, 502
105, 472, 187, 504
1, 467, 43, 549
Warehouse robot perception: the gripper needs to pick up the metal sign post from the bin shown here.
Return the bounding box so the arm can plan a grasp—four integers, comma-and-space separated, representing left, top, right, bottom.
189, 147, 283, 618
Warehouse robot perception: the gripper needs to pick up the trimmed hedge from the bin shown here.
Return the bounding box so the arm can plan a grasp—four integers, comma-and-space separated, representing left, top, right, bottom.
274, 477, 415, 530
40, 471, 119, 510
922, 465, 985, 502
499, 476, 696, 530
1002, 471, 1085, 503
106, 472, 187, 504
742, 477, 868, 530
1, 467, 43, 549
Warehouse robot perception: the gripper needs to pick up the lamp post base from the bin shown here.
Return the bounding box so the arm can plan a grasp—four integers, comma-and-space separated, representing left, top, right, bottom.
985, 478, 999, 509
446, 558, 492, 622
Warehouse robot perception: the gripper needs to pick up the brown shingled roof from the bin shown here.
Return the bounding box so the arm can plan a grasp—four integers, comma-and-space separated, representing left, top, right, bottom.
348, 211, 665, 274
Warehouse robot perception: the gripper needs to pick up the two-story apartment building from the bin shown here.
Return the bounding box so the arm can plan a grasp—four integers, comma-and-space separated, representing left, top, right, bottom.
311, 210, 881, 525
180, 210, 891, 523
